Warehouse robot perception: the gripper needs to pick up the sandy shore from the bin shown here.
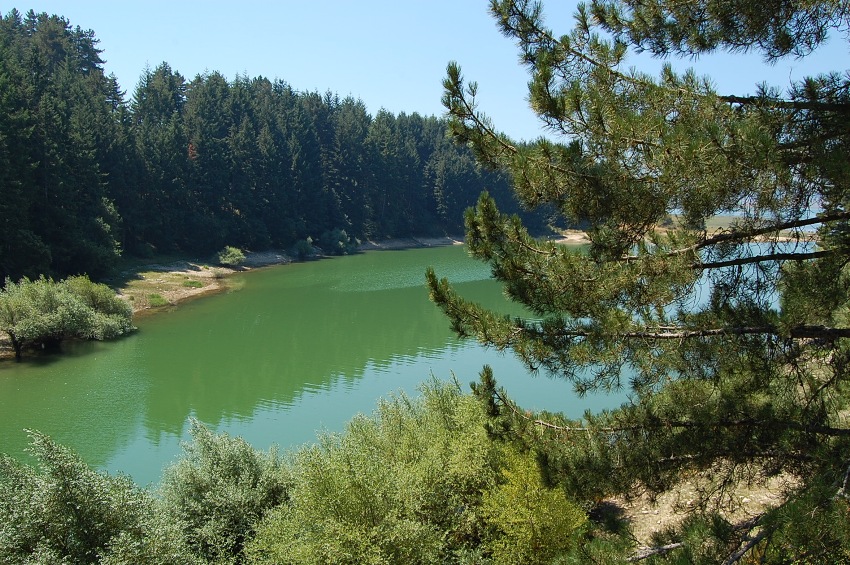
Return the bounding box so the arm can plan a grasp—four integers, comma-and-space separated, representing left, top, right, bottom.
0, 237, 467, 358
119, 236, 466, 315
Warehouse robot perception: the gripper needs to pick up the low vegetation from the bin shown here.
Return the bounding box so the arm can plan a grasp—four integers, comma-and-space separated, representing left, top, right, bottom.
0, 275, 134, 360
147, 293, 170, 308
0, 380, 594, 564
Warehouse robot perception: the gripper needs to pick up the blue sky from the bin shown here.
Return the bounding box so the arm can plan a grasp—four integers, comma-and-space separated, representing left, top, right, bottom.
12, 1, 847, 141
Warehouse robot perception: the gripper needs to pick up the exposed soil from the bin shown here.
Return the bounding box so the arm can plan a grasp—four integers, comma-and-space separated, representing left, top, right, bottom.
118, 238, 463, 315
608, 473, 790, 548
115, 250, 293, 316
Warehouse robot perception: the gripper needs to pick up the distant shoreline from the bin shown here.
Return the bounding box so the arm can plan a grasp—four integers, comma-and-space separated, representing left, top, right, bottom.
0, 236, 470, 360
120, 236, 467, 316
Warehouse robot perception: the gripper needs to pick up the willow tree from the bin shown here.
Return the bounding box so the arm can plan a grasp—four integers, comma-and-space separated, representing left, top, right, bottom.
428, 0, 850, 561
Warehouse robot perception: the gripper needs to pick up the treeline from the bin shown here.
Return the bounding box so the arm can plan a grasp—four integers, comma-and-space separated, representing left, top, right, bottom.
0, 9, 540, 284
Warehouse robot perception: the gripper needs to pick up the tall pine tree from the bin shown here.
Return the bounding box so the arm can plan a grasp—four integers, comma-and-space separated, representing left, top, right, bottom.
428, 0, 850, 561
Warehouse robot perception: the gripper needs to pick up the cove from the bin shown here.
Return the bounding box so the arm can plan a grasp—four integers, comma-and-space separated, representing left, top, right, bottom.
0, 245, 620, 486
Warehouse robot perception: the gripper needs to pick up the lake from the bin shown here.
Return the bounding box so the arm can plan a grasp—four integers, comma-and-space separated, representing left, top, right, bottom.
0, 245, 620, 486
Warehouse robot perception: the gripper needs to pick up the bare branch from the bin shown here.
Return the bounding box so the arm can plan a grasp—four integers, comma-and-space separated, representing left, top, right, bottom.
721, 95, 850, 113
721, 528, 769, 565
628, 542, 685, 562
621, 211, 849, 263
834, 461, 850, 501
550, 324, 850, 341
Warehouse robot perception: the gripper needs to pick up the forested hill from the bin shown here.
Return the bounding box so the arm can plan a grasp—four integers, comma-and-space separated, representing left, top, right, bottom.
0, 9, 542, 283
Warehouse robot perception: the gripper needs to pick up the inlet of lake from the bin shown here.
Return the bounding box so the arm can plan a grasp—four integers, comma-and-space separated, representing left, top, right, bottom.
0, 244, 623, 486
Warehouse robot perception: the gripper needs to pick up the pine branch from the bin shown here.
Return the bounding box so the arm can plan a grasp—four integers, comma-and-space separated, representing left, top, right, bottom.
497, 0, 682, 98
494, 388, 850, 437
694, 249, 832, 270
620, 210, 850, 263
627, 513, 769, 562
450, 80, 516, 157
721, 95, 850, 113
721, 528, 769, 565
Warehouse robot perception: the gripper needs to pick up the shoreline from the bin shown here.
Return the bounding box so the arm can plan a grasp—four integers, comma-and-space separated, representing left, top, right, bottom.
0, 236, 466, 359
121, 236, 466, 315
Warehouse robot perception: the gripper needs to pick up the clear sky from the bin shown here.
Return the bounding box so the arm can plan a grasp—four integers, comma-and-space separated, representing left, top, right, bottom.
10, 1, 847, 141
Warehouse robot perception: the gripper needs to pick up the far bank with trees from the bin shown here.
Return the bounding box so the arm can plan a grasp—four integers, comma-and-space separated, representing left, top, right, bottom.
0, 8, 548, 287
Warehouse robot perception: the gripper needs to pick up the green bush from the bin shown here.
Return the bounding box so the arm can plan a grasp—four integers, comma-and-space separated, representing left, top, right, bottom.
217, 246, 246, 267
0, 383, 599, 563
318, 228, 359, 256
482, 447, 587, 564
247, 380, 504, 564
0, 431, 195, 564
0, 275, 135, 359
290, 237, 315, 260
182, 280, 204, 288
158, 419, 291, 564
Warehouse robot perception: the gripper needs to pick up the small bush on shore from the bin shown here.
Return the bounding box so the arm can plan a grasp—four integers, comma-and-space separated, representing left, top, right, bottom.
290, 237, 316, 260
216, 246, 245, 267
317, 228, 359, 256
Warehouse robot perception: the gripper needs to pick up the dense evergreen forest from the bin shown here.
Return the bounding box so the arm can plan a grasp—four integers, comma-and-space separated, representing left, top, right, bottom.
0, 9, 539, 284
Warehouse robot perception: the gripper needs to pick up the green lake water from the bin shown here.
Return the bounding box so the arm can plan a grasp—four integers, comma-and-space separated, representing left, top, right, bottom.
0, 245, 621, 486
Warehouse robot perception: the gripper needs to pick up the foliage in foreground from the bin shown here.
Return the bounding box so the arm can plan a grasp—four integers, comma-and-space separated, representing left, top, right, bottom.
159, 419, 291, 564
248, 379, 587, 564
0, 381, 593, 564
0, 431, 194, 564
0, 275, 135, 360
428, 0, 850, 561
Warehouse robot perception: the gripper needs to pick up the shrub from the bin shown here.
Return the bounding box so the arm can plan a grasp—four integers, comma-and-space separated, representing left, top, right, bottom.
158, 419, 291, 564
482, 447, 587, 564
216, 246, 246, 267
0, 431, 195, 564
247, 380, 503, 563
290, 237, 315, 260
0, 275, 135, 359
182, 280, 204, 288
318, 228, 359, 256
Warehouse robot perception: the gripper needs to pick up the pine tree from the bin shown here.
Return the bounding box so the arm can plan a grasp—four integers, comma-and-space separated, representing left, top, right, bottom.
428, 0, 850, 561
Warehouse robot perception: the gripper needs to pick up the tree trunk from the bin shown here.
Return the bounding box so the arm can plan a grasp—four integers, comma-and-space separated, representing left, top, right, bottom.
10, 335, 22, 361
